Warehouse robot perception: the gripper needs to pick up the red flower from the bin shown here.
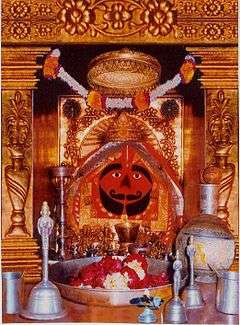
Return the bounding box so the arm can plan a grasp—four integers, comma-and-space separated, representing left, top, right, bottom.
80, 262, 104, 286
99, 256, 123, 274
68, 254, 169, 289
123, 253, 148, 273
92, 269, 106, 288
121, 266, 141, 289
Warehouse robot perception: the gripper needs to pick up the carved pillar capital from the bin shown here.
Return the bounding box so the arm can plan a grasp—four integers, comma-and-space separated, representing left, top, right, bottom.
186, 47, 237, 89
2, 47, 50, 89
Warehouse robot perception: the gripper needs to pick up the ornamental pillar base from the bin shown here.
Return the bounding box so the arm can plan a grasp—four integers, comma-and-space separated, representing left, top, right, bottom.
1, 238, 42, 283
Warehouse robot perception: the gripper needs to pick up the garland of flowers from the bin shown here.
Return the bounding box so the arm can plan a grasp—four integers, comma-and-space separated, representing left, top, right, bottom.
43, 49, 196, 111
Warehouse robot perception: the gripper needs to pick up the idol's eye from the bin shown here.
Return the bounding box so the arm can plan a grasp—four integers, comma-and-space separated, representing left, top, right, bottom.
112, 171, 122, 178
133, 173, 142, 179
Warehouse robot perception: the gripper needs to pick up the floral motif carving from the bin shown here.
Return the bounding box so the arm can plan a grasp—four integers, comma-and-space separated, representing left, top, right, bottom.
1, 0, 237, 43
175, 22, 236, 41
202, 0, 224, 16
34, 24, 53, 37
140, 0, 175, 36
10, 0, 30, 18
5, 91, 32, 237
208, 90, 234, 150
202, 23, 224, 40
177, 0, 237, 17
6, 91, 31, 152
10, 21, 30, 39
56, 0, 176, 37
183, 25, 197, 38
103, 3, 132, 30
207, 90, 235, 226
57, 0, 95, 35
177, 1, 199, 14
36, 3, 53, 16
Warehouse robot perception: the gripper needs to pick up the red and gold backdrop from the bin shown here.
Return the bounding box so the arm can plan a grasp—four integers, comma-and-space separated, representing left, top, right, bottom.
58, 92, 184, 234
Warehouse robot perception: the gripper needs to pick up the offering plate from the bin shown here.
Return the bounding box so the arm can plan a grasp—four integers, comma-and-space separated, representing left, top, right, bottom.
49, 257, 187, 307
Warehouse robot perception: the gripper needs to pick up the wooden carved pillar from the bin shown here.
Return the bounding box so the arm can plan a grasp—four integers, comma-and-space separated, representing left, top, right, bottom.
2, 47, 50, 282
187, 47, 238, 235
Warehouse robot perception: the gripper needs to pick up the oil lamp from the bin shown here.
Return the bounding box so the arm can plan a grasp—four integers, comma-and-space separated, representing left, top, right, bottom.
49, 165, 74, 260
114, 213, 140, 255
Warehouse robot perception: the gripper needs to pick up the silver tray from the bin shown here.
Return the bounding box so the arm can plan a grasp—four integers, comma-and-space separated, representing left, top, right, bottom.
49, 257, 187, 306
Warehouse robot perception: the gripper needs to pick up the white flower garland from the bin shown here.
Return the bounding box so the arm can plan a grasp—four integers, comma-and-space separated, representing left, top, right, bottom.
58, 67, 88, 98
47, 49, 195, 110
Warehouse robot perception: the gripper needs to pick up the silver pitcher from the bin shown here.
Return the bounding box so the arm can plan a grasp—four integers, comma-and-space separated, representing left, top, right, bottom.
2, 271, 23, 314
216, 271, 239, 315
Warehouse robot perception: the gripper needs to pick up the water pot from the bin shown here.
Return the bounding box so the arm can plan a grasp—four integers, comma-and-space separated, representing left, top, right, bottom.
216, 271, 239, 315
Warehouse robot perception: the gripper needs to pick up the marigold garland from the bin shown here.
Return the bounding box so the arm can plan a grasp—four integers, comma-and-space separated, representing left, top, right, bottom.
133, 91, 150, 111
87, 90, 103, 110
179, 55, 196, 84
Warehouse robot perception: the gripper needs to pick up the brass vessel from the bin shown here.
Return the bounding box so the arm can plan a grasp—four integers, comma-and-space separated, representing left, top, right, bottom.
87, 48, 161, 96
114, 215, 140, 253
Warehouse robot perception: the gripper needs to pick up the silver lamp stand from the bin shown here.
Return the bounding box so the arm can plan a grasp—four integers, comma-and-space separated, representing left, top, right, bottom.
164, 250, 188, 324
181, 235, 205, 309
21, 201, 66, 320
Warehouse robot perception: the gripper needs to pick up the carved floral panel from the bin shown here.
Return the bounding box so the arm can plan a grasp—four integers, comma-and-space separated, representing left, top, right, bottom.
2, 0, 237, 43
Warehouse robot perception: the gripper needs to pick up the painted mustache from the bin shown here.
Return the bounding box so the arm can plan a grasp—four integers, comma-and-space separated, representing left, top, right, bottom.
109, 190, 142, 201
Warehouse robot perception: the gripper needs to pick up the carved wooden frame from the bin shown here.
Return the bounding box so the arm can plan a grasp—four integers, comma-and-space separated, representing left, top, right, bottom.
2, 0, 237, 44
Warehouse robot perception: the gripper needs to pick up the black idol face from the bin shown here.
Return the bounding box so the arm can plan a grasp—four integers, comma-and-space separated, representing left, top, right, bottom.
99, 162, 152, 216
